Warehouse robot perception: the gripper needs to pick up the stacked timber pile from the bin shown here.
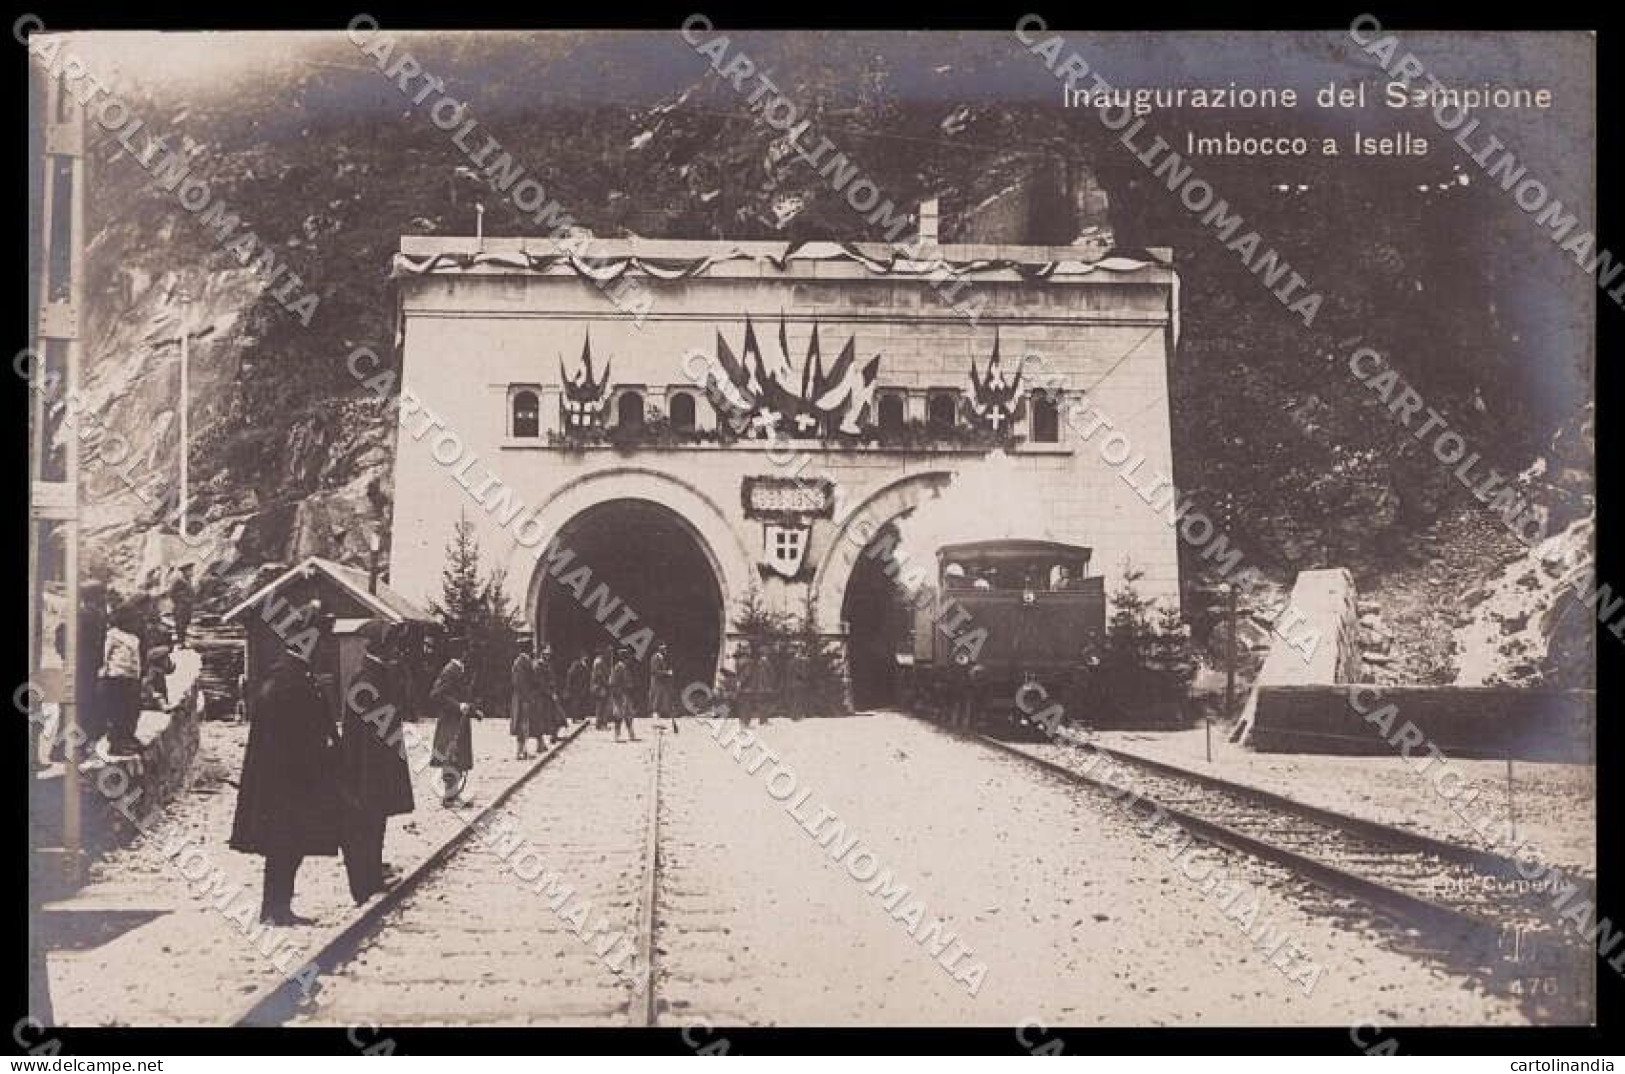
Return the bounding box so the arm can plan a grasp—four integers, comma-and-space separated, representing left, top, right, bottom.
188, 614, 245, 720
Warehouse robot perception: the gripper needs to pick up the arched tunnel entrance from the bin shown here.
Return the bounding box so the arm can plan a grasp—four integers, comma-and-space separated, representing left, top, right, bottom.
536, 499, 725, 694
841, 521, 915, 710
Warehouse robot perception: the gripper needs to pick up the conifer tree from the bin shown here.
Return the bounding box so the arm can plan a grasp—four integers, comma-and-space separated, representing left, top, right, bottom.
430, 512, 520, 713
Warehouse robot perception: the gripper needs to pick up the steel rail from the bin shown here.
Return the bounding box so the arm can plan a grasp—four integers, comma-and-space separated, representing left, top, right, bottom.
969, 730, 1510, 945
633, 727, 665, 1027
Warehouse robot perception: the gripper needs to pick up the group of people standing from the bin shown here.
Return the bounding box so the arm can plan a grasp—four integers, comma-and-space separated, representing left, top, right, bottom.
226, 616, 832, 925
506, 640, 566, 760
426, 637, 682, 812
717, 641, 813, 727
563, 642, 679, 742
49, 565, 196, 765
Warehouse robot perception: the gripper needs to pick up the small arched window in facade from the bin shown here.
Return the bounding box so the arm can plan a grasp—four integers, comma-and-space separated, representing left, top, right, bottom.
1030, 392, 1060, 443
512, 388, 540, 438
927, 392, 958, 435
669, 391, 697, 433
877, 393, 906, 438
617, 391, 645, 429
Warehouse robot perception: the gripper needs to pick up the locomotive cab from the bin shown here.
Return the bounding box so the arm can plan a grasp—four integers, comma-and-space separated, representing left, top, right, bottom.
903, 539, 1106, 733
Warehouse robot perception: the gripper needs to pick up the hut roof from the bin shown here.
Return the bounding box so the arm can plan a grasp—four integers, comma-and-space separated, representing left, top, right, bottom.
222, 556, 434, 627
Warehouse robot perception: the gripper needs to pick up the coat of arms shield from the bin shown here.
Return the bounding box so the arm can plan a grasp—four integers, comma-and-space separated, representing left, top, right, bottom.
763, 523, 810, 579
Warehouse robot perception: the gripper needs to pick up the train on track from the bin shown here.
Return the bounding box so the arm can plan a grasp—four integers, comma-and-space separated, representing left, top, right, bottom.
898, 538, 1106, 732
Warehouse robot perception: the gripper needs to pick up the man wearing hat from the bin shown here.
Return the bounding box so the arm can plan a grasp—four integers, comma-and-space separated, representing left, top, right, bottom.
230, 624, 340, 925
339, 620, 416, 905
430, 638, 476, 805
589, 644, 612, 730
509, 638, 541, 761
565, 650, 590, 727
534, 644, 565, 749
608, 646, 636, 742
648, 642, 677, 733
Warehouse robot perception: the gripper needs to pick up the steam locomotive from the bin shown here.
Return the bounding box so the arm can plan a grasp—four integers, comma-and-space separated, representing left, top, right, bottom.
898, 539, 1106, 732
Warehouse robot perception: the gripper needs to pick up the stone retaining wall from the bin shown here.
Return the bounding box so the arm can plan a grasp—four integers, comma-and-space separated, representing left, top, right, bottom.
81, 689, 203, 851
1250, 684, 1593, 762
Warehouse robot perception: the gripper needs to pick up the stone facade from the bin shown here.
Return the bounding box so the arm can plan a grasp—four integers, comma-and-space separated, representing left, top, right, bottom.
387, 234, 1181, 666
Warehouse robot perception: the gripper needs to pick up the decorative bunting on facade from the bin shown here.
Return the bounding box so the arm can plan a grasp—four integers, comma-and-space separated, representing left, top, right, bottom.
702, 315, 881, 440
390, 243, 1171, 286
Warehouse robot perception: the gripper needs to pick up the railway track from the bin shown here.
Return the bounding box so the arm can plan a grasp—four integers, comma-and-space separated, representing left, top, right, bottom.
959, 723, 1593, 1022
634, 728, 664, 1027
238, 720, 672, 1027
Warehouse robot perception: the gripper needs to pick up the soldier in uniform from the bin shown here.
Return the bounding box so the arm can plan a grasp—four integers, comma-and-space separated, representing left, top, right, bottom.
565, 650, 590, 726
788, 642, 812, 720
589, 645, 612, 730
648, 642, 677, 733
609, 647, 637, 742
534, 645, 565, 749
429, 639, 476, 805
767, 641, 791, 722
738, 644, 774, 728
509, 639, 541, 760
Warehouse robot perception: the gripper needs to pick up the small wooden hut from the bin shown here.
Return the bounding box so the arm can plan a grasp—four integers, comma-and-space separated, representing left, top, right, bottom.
222, 557, 436, 723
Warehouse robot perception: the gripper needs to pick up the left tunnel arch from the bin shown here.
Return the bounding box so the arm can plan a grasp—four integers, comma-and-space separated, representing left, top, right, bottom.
533, 498, 725, 690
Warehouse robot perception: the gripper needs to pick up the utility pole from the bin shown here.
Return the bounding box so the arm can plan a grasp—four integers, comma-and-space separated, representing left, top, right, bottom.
158, 311, 212, 540
30, 50, 87, 1024
367, 526, 382, 595
178, 289, 189, 540
32, 60, 86, 877
1506, 751, 1516, 845
1217, 582, 1238, 763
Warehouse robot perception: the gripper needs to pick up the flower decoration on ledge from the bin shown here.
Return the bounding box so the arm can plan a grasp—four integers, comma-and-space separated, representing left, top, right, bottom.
549, 416, 733, 452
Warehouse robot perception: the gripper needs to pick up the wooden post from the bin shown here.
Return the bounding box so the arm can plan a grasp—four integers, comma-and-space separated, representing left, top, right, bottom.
1215, 582, 1236, 763
179, 305, 189, 539
1506, 751, 1516, 845
32, 63, 87, 886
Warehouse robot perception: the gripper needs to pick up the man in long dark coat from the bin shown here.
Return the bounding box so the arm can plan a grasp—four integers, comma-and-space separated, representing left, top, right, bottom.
534, 645, 565, 748
609, 648, 637, 742
339, 621, 416, 905
229, 636, 340, 925
565, 651, 590, 726
648, 643, 677, 733
509, 640, 541, 761
430, 641, 475, 805
589, 646, 611, 730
